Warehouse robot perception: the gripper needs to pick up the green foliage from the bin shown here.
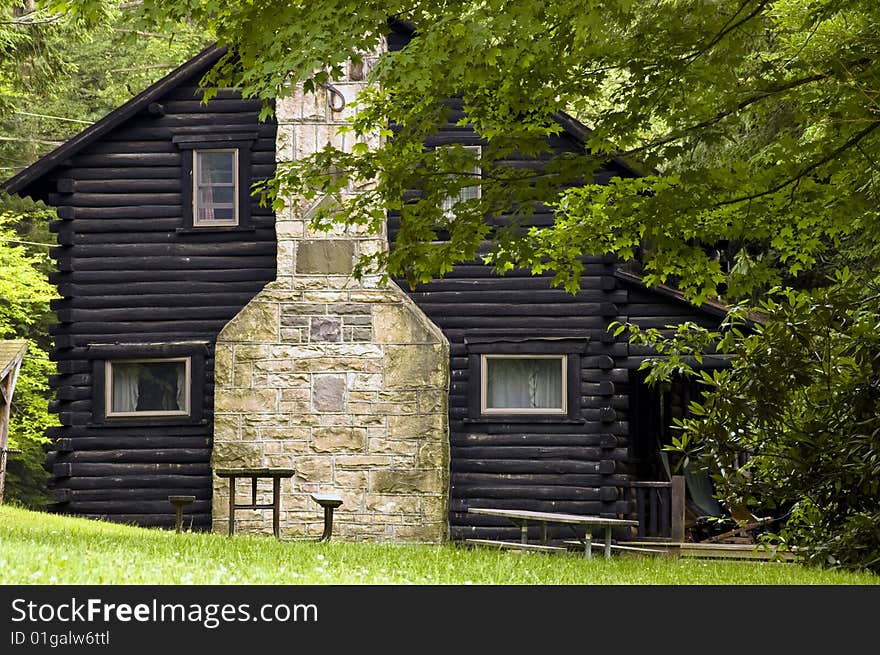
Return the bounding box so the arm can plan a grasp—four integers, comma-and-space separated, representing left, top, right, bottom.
0, 210, 56, 507
621, 270, 880, 573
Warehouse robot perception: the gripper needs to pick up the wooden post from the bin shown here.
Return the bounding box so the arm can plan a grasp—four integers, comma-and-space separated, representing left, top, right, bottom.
0, 342, 27, 505
671, 475, 686, 543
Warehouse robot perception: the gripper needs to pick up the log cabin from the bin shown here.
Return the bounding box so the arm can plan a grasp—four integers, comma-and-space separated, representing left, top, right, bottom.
2, 23, 725, 543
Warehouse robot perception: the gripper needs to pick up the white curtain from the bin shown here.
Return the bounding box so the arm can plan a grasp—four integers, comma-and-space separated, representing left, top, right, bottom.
175, 364, 186, 411
486, 358, 562, 409
111, 363, 140, 413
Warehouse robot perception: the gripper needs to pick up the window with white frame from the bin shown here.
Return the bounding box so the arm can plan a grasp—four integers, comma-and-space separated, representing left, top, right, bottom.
441, 145, 481, 217
105, 358, 191, 417
480, 354, 567, 414
193, 149, 238, 226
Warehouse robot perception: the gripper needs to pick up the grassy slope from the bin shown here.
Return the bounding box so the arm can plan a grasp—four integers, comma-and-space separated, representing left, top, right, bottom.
0, 506, 877, 585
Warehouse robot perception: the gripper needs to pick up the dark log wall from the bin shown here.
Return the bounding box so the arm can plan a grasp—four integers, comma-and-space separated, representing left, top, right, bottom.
394, 195, 720, 543
387, 31, 719, 542
45, 75, 277, 529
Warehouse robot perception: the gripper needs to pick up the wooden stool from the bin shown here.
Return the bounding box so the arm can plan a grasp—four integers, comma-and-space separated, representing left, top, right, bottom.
310, 493, 343, 542
168, 495, 195, 533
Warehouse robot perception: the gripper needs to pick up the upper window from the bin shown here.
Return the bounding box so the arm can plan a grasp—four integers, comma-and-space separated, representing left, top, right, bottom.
172, 130, 256, 231
480, 354, 567, 414
193, 149, 239, 227
441, 145, 481, 217
105, 358, 191, 418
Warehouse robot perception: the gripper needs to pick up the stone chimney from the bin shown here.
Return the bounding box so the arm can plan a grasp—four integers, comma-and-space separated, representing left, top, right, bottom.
211, 52, 450, 542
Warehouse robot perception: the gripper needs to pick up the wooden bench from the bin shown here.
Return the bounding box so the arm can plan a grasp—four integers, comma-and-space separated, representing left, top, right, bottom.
467, 508, 639, 559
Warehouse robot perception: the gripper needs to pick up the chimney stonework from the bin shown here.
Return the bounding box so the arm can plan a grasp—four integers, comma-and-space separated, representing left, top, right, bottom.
211, 50, 450, 542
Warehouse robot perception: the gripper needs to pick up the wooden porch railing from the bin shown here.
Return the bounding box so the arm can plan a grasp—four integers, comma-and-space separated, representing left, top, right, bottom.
624, 476, 685, 542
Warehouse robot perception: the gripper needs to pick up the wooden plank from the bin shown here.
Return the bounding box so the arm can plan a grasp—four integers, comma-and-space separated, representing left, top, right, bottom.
468, 507, 638, 527
465, 539, 567, 553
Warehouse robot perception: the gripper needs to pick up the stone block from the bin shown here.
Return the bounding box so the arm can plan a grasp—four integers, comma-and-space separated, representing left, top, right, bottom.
365, 494, 421, 514
294, 456, 334, 483
394, 523, 447, 543
370, 469, 443, 494
211, 441, 262, 468
295, 240, 354, 275
219, 300, 278, 342
387, 413, 446, 440
384, 344, 448, 389
312, 374, 347, 412
311, 426, 366, 453
215, 389, 277, 413
310, 316, 342, 342
214, 346, 233, 387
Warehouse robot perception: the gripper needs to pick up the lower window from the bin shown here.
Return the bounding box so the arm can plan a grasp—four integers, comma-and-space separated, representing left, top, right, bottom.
481, 354, 567, 414
105, 358, 191, 418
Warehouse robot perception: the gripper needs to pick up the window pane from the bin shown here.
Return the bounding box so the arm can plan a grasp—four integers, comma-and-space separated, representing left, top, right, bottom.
209, 186, 235, 205
197, 151, 234, 184
111, 361, 187, 414
485, 357, 563, 410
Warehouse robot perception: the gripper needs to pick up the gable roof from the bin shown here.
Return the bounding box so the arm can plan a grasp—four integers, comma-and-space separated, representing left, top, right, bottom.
1, 44, 227, 201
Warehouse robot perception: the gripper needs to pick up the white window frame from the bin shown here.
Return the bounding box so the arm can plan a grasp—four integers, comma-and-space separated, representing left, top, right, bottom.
105, 357, 192, 418
193, 148, 239, 227
479, 354, 567, 415
441, 145, 482, 218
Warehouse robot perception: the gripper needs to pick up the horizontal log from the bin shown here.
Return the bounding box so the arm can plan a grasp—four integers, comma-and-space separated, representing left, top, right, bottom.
55, 436, 211, 451
57, 280, 269, 297
398, 275, 609, 292
417, 302, 617, 317
61, 449, 211, 464
60, 292, 258, 309
53, 487, 209, 502
159, 98, 264, 113
54, 205, 182, 219
448, 497, 606, 513
70, 153, 181, 168
107, 124, 276, 143
450, 433, 609, 447
84, 139, 174, 154
50, 423, 211, 439
63, 500, 212, 513
54, 462, 212, 477
59, 474, 213, 490
66, 166, 180, 180
55, 255, 276, 271
72, 513, 212, 529
56, 306, 247, 323
451, 473, 606, 487
67, 227, 275, 246
451, 446, 603, 460
50, 268, 275, 284
449, 485, 603, 500
57, 178, 180, 193
450, 419, 628, 435
428, 316, 613, 330
451, 460, 605, 474
56, 242, 276, 258
408, 290, 626, 304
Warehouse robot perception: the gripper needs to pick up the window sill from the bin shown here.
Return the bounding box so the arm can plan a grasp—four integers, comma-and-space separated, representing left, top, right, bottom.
176, 226, 255, 234
462, 417, 586, 425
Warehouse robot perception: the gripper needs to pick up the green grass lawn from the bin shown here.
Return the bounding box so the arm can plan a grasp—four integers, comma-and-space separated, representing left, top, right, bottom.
1, 505, 877, 585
